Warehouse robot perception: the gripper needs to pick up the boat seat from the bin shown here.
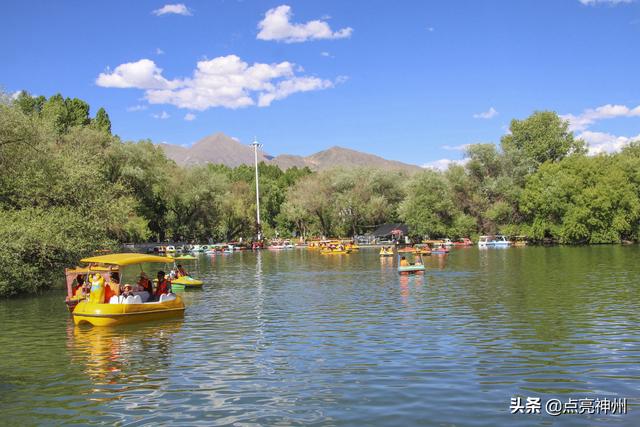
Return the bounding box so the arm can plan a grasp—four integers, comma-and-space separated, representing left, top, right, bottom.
134, 291, 150, 302
123, 295, 142, 304
159, 293, 176, 303
109, 295, 120, 304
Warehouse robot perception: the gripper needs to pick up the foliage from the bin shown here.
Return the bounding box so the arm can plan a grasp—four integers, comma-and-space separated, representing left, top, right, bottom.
0, 208, 115, 297
520, 155, 640, 243
92, 107, 112, 134
501, 111, 586, 184
3, 91, 640, 297
279, 168, 405, 237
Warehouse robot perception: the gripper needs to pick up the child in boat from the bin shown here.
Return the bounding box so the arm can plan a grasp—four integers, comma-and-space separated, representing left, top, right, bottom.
400, 256, 409, 267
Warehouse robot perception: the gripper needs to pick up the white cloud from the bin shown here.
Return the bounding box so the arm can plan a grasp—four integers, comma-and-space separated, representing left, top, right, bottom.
561, 104, 640, 132
473, 107, 498, 119
422, 158, 469, 171
562, 103, 640, 154
126, 104, 148, 112
152, 111, 170, 119
257, 76, 333, 107
156, 48, 165, 55
96, 59, 181, 90
153, 3, 192, 16
578, 131, 640, 154
98, 55, 338, 110
257, 5, 353, 43
579, 0, 633, 5
320, 51, 331, 57
184, 113, 196, 121
427, 27, 435, 32
442, 144, 471, 151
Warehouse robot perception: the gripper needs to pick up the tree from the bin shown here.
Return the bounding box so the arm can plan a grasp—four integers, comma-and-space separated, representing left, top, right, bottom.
103, 140, 173, 241
65, 97, 90, 127
399, 170, 458, 238
501, 111, 586, 178
282, 173, 336, 237
165, 166, 228, 241
218, 181, 255, 241
520, 155, 640, 243
93, 107, 112, 134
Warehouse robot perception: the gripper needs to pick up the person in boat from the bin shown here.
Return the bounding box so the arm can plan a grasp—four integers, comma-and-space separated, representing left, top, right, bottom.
399, 256, 409, 267
137, 272, 152, 292
136, 272, 153, 302
155, 271, 171, 299
176, 264, 188, 278
121, 283, 134, 299
72, 274, 86, 297
414, 256, 423, 266
105, 272, 120, 303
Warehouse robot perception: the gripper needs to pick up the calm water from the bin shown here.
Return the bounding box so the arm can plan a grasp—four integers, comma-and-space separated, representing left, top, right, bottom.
1, 246, 639, 426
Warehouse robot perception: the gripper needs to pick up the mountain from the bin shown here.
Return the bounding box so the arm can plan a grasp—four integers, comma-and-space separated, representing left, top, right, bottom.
160, 132, 272, 167
159, 133, 421, 173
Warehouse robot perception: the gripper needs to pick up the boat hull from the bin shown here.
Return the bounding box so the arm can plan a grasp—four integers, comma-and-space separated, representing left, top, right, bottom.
73, 297, 185, 327
171, 276, 203, 289
398, 266, 425, 274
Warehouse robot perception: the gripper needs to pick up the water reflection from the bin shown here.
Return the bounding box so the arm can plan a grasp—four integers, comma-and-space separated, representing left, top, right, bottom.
2, 246, 640, 425
67, 321, 183, 386
379, 255, 393, 270
398, 273, 424, 305
426, 253, 448, 270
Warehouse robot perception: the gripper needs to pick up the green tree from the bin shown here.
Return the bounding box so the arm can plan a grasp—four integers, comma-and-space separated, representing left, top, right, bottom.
103, 140, 174, 240
502, 111, 586, 180
399, 169, 458, 238
520, 155, 640, 243
92, 107, 112, 134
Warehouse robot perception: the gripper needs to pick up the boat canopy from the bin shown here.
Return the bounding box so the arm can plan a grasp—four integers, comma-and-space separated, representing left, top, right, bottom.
66, 265, 117, 274
80, 253, 174, 266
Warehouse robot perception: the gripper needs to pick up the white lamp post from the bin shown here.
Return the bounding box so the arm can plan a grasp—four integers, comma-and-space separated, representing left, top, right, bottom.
250, 138, 262, 241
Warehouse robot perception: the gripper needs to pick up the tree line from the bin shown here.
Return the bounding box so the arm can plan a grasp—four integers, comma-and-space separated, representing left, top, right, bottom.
1, 91, 639, 296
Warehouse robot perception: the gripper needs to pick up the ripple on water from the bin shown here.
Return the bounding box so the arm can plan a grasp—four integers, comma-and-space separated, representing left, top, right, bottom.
0, 246, 639, 425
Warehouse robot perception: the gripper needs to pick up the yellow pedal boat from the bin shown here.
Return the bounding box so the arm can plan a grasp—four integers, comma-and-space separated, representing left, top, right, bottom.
379, 248, 394, 257
321, 249, 351, 255
73, 296, 185, 327
70, 253, 185, 327
171, 276, 204, 290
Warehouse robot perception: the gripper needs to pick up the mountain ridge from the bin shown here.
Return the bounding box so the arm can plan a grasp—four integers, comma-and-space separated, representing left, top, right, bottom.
159, 132, 422, 173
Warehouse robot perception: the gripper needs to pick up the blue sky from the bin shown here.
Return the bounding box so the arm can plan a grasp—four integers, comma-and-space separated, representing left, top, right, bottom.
2, 0, 640, 167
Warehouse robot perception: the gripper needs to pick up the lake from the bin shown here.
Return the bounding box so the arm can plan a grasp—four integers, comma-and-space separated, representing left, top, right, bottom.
0, 246, 638, 426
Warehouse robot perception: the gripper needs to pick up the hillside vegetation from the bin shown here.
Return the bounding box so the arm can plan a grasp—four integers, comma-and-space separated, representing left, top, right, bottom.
2, 91, 640, 296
